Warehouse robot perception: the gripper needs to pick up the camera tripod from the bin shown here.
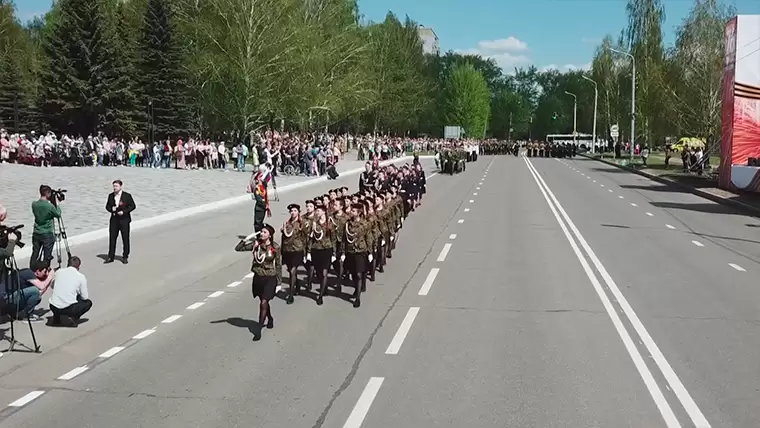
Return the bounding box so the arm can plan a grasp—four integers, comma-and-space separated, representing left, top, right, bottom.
53, 214, 72, 269
1, 256, 42, 353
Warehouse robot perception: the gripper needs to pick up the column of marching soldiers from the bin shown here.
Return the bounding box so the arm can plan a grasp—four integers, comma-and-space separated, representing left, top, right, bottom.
237, 160, 432, 322
479, 140, 577, 158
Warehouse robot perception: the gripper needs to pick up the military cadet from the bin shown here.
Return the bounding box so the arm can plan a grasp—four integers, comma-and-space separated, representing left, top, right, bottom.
281, 203, 308, 305
236, 224, 281, 341
359, 162, 374, 193
330, 198, 348, 292
344, 203, 370, 308
301, 199, 316, 290
364, 201, 380, 282
307, 201, 337, 305
374, 194, 390, 272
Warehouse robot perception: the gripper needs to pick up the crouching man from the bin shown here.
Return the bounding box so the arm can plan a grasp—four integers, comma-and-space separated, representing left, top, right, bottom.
49, 256, 91, 327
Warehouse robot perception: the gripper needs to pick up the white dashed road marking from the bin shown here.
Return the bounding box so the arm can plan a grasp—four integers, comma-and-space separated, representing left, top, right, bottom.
631, 203, 637, 207
618, 195, 624, 199
666, 224, 676, 230
99, 346, 125, 358
469, 200, 474, 203
449, 234, 457, 240
608, 189, 613, 193
162, 315, 182, 324
226, 281, 242, 288
58, 366, 89, 381
457, 219, 464, 224
343, 377, 385, 428
437, 243, 452, 262
692, 241, 704, 247
186, 302, 205, 310
243, 272, 254, 279
132, 329, 156, 340
729, 263, 746, 272
418, 268, 440, 296
8, 391, 45, 407
385, 307, 420, 355
208, 291, 225, 298
464, 208, 470, 212
646, 212, 654, 217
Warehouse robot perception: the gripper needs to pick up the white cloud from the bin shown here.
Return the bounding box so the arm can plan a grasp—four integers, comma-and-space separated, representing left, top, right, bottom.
454, 36, 531, 73
540, 63, 592, 72
477, 37, 529, 53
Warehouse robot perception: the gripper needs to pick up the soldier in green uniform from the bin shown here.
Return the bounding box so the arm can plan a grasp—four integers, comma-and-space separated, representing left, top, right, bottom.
307, 201, 338, 305
235, 224, 281, 341
374, 194, 391, 272
344, 203, 370, 308
280, 203, 308, 305
301, 199, 316, 290
364, 200, 380, 282
330, 198, 348, 292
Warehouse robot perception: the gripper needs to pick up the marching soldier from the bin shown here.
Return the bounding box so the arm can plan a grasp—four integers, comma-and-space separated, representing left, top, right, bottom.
330, 198, 348, 292
307, 201, 337, 305
281, 203, 308, 305
344, 203, 370, 308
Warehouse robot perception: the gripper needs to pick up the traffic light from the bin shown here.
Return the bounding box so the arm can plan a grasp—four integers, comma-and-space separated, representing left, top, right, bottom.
552, 112, 557, 120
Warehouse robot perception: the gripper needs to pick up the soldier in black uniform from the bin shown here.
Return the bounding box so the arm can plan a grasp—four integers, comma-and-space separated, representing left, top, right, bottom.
307, 201, 337, 305
344, 203, 370, 308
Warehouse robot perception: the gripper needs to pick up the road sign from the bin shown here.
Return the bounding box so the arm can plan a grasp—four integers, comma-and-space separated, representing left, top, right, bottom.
610, 124, 619, 138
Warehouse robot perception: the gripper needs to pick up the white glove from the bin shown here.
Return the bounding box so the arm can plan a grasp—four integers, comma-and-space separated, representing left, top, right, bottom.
243, 231, 258, 242
381, 239, 386, 246
331, 255, 336, 262
341, 254, 346, 262
368, 254, 373, 262
391, 236, 395, 241
303, 256, 307, 264
307, 253, 312, 262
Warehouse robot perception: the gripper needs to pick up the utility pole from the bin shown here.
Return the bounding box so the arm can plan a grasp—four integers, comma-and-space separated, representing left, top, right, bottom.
565, 91, 577, 148
529, 115, 532, 141
611, 48, 636, 160
582, 75, 598, 154
507, 111, 513, 142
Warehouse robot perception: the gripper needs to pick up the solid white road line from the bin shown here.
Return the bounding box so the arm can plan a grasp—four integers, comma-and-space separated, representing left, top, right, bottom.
343, 377, 385, 428
186, 302, 205, 310
8, 391, 45, 407
692, 241, 704, 247
133, 329, 156, 340
449, 234, 457, 240
418, 268, 440, 296
208, 291, 225, 298
646, 212, 654, 217
243, 272, 254, 279
524, 157, 710, 428
729, 263, 746, 272
457, 219, 464, 224
666, 224, 676, 230
58, 366, 89, 381
385, 307, 421, 355
162, 315, 182, 324
99, 346, 125, 358
437, 243, 452, 262
464, 208, 470, 212
226, 281, 242, 288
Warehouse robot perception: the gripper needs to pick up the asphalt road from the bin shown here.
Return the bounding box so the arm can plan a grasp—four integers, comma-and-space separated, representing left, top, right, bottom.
1, 154, 758, 428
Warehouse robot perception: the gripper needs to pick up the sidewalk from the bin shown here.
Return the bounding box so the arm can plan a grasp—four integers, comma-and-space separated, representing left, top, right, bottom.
583, 153, 760, 217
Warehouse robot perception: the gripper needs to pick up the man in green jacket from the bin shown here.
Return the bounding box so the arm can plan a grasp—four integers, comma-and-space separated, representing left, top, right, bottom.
30, 185, 61, 268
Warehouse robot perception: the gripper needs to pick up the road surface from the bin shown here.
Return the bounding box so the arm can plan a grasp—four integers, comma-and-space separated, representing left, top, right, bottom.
1, 154, 758, 428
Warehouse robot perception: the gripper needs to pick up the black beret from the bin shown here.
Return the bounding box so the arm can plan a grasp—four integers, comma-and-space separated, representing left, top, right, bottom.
287, 203, 301, 211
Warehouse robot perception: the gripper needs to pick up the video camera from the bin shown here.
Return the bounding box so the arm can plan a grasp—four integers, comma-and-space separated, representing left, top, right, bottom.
0, 224, 25, 249
50, 188, 67, 205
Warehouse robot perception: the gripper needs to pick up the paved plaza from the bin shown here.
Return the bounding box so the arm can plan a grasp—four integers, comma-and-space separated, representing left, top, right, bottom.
0, 154, 367, 238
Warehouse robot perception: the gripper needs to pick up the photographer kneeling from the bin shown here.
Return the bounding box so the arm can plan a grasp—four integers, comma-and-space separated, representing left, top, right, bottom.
3, 261, 53, 322
49, 256, 91, 327
31, 185, 62, 268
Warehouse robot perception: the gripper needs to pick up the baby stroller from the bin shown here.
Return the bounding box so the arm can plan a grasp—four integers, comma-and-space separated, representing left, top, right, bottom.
280, 154, 299, 176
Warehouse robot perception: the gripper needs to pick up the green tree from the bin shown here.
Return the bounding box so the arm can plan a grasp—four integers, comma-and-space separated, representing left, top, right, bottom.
440, 63, 490, 138
139, 0, 191, 139
40, 0, 137, 136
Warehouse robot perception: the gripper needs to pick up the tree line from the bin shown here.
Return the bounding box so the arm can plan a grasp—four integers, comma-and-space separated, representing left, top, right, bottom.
0, 0, 734, 144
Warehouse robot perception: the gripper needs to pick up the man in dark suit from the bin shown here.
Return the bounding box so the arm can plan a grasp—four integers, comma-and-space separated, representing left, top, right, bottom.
105, 180, 136, 264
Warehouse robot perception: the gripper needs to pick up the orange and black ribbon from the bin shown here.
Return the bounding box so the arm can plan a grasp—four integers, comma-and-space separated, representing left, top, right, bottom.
735, 82, 760, 100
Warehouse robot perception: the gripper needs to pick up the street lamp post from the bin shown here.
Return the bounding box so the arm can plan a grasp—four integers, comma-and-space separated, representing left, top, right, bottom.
582, 75, 598, 154
610, 48, 636, 160
564, 91, 577, 148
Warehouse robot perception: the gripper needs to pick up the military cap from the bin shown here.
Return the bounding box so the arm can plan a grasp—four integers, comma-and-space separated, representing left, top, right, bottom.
351, 203, 365, 211
262, 224, 276, 237
305, 199, 315, 206
287, 203, 301, 211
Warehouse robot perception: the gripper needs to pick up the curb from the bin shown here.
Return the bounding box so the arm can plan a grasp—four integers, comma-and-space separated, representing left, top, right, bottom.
581, 154, 760, 218
14, 155, 422, 261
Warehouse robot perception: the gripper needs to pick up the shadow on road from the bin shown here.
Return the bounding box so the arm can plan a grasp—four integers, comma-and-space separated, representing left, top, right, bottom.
620, 184, 687, 194
600, 224, 631, 229
210, 317, 262, 341
650, 201, 743, 215
589, 167, 629, 174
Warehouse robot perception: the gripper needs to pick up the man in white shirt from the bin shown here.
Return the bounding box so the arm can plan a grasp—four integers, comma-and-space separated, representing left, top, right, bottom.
49, 256, 92, 327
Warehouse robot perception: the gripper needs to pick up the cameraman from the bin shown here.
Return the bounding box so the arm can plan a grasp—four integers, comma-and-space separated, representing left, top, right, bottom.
0, 204, 19, 260
4, 260, 53, 322
30, 185, 62, 268
49, 256, 91, 327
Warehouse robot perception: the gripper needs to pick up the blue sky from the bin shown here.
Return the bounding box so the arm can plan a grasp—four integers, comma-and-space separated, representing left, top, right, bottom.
17, 0, 760, 74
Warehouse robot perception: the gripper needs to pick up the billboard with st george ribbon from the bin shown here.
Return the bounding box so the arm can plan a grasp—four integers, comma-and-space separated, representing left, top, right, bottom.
720, 15, 760, 191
